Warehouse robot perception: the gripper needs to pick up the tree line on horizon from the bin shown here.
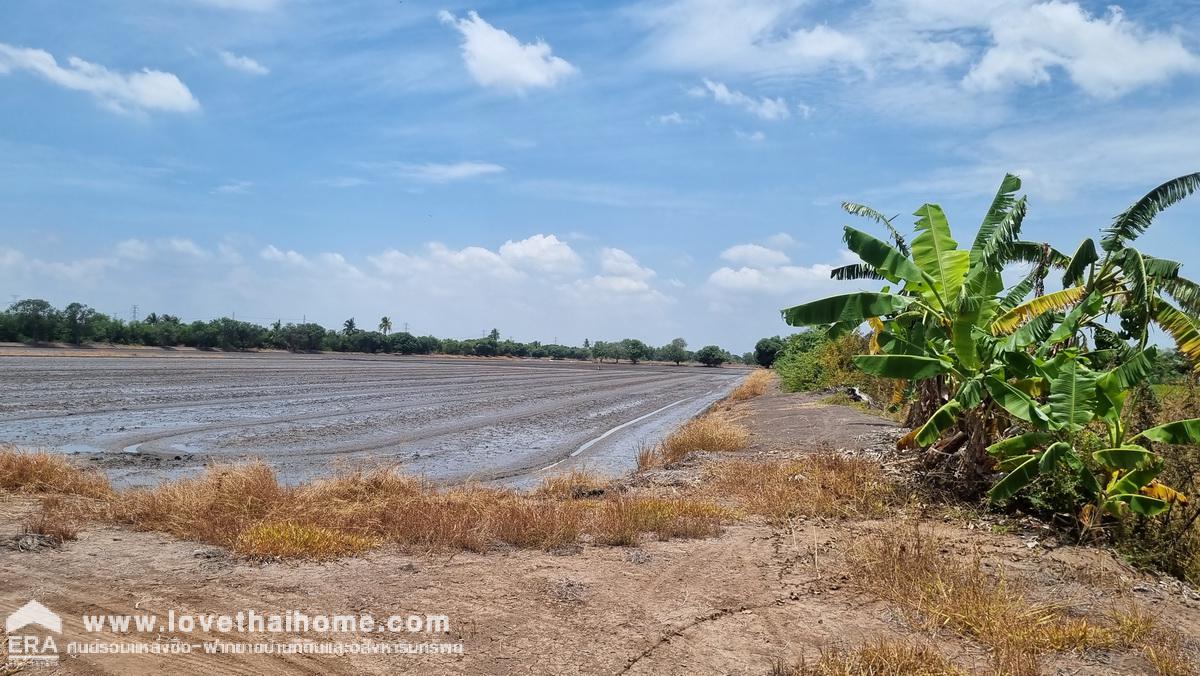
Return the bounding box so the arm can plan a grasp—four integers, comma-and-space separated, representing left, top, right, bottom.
0, 299, 743, 366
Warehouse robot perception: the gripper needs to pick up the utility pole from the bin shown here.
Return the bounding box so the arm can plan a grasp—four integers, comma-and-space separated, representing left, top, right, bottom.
131, 304, 138, 322
403, 321, 409, 333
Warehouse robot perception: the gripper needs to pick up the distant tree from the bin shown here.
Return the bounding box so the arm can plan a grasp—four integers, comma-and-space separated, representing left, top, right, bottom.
488, 328, 500, 341
660, 338, 689, 365
8, 299, 59, 343
379, 316, 392, 335
754, 336, 785, 367
342, 317, 357, 336
694, 345, 727, 367
62, 302, 97, 345
620, 338, 650, 364
583, 338, 590, 349
741, 352, 756, 365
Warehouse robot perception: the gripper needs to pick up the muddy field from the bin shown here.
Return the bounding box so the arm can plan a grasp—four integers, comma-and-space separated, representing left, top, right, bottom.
0, 348, 744, 486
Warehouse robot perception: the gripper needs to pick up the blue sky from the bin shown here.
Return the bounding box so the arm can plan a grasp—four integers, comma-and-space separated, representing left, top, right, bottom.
1, 0, 1198, 351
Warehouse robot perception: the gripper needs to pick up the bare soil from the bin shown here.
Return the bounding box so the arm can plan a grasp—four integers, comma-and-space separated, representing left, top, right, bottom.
1, 381, 1198, 674
0, 346, 742, 487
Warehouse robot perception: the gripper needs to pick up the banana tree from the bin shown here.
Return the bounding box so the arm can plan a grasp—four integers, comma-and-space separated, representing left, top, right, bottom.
780, 172, 1200, 505
782, 174, 1065, 483
984, 348, 1191, 516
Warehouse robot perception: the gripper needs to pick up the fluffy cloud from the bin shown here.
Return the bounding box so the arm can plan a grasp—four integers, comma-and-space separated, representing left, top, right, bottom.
0, 43, 199, 114
599, 247, 656, 281
498, 234, 582, 274
720, 243, 789, 267
218, 50, 269, 75
634, 0, 1198, 99
963, 3, 1199, 98
439, 10, 577, 93
213, 180, 253, 195
693, 79, 790, 120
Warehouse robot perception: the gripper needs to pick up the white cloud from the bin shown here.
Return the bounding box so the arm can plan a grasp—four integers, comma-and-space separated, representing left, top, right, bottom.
218, 50, 269, 76
635, 0, 868, 75
963, 3, 1200, 98
634, 0, 1198, 100
720, 243, 789, 267
600, 248, 655, 281
695, 79, 790, 120
657, 112, 686, 124
735, 129, 766, 142
260, 245, 308, 265
0, 43, 199, 114
166, 238, 208, 258
115, 239, 152, 260
370, 161, 505, 183
315, 176, 370, 188
438, 10, 577, 93
498, 234, 582, 274
213, 180, 253, 195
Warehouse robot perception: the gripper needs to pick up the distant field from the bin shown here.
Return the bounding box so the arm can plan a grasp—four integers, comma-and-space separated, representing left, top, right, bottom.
0, 350, 743, 487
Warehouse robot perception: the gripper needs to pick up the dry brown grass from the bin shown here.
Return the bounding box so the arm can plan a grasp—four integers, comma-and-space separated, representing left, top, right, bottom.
848, 525, 1196, 675
639, 413, 750, 469
728, 369, 774, 402
774, 640, 964, 676
706, 455, 900, 521
534, 470, 610, 499
0, 446, 112, 498
0, 460, 724, 559
591, 496, 729, 546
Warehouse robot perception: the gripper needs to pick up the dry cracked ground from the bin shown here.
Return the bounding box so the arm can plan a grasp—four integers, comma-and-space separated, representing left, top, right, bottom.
1, 353, 1199, 675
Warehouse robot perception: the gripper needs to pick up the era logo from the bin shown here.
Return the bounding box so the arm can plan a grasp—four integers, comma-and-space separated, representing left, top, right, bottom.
5, 600, 62, 665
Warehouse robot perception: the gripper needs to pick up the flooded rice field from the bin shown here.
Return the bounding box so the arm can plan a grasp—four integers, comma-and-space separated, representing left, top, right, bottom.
0, 349, 744, 487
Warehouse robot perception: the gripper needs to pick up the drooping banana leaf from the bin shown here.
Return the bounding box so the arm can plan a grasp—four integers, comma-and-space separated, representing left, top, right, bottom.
842, 202, 909, 256
830, 263, 885, 281
997, 269, 1039, 314
1142, 255, 1181, 280
987, 431, 1055, 459
989, 454, 1041, 501
914, 399, 963, 446
1120, 248, 1151, 317
1104, 493, 1169, 516
854, 354, 949, 380
952, 295, 984, 371
1101, 172, 1200, 252
985, 376, 1051, 428
1107, 465, 1163, 497
1151, 299, 1200, 367
1038, 441, 1073, 472
1160, 276, 1200, 316
1005, 311, 1058, 350
781, 292, 912, 327
1044, 291, 1103, 346
1093, 445, 1156, 470
990, 286, 1086, 335
1062, 238, 1098, 287
1135, 418, 1200, 445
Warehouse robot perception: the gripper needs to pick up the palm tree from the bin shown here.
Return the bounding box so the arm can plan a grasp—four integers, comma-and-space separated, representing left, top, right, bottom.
379, 316, 392, 336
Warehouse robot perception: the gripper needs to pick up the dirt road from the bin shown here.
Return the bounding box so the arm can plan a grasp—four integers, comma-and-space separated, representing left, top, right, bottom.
0, 349, 744, 486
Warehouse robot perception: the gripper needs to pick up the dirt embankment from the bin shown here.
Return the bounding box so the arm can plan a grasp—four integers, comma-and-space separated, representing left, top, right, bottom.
1, 384, 1198, 675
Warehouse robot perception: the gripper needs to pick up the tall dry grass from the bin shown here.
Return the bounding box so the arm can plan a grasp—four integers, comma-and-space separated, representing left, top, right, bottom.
773, 640, 964, 676
638, 413, 749, 470
848, 525, 1195, 675
706, 455, 901, 521
0, 448, 729, 560
728, 369, 774, 402
0, 446, 112, 498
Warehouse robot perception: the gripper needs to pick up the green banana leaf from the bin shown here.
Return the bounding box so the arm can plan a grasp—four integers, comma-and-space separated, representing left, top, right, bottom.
854, 354, 950, 380
781, 292, 911, 327
1135, 418, 1200, 445
1093, 445, 1156, 470
1047, 356, 1098, 432
911, 204, 969, 309
987, 432, 1055, 459
1104, 494, 1169, 516
985, 376, 1050, 428
914, 399, 963, 446
989, 454, 1040, 501
841, 226, 923, 285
